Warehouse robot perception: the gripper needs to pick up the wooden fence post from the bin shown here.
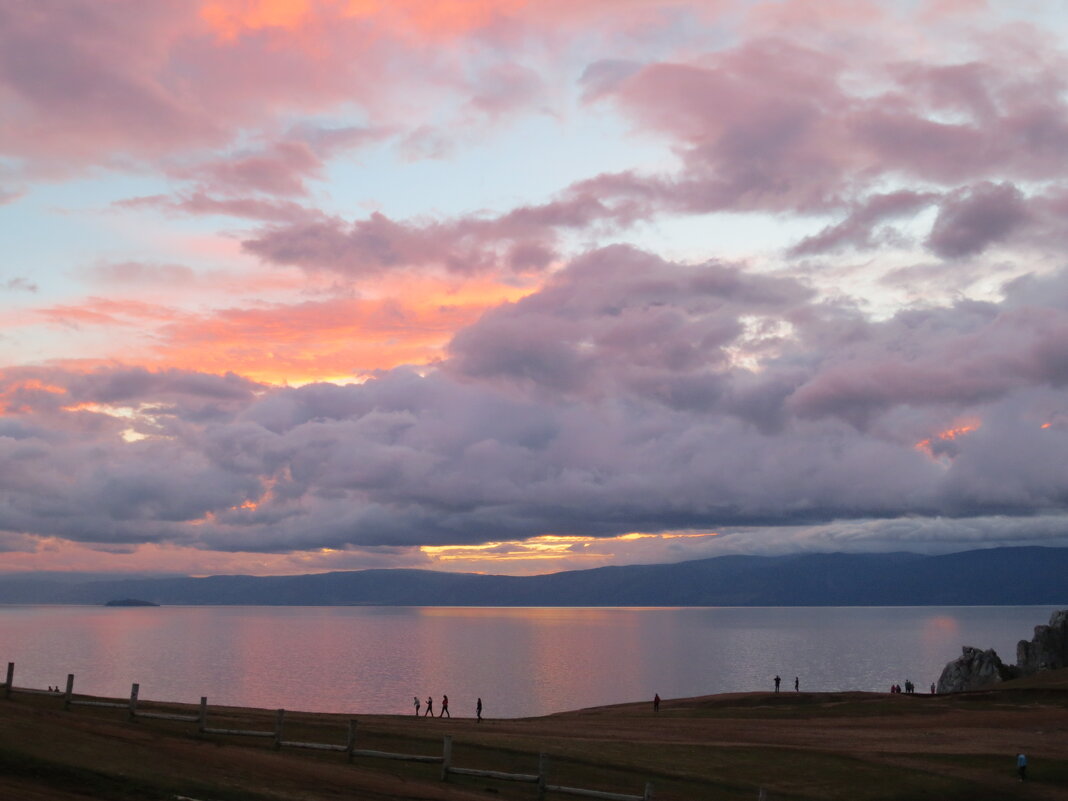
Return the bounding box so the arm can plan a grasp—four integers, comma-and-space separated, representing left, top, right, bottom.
538, 753, 548, 800
198, 697, 207, 733
63, 674, 74, 711
644, 781, 655, 800
346, 719, 357, 761
128, 683, 139, 721
3, 662, 13, 699
273, 709, 285, 750
440, 735, 452, 781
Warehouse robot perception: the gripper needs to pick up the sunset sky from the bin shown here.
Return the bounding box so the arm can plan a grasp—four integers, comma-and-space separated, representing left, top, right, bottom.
4, 0, 1068, 577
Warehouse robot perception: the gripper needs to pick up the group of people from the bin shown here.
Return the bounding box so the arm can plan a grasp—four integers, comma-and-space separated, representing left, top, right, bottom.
414, 694, 482, 722
890, 680, 933, 694
772, 675, 800, 692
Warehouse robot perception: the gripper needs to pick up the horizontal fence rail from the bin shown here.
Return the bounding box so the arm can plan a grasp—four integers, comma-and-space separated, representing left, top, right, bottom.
1, 661, 654, 801
546, 784, 652, 801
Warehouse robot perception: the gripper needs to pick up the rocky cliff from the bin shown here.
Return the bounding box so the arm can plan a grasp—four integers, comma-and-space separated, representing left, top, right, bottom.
936, 646, 1017, 693
937, 609, 1068, 693
1017, 609, 1068, 674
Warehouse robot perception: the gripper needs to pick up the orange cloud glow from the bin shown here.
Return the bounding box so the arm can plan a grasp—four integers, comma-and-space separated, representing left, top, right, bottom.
149, 277, 533, 384
196, 0, 680, 46
0, 539, 426, 578
914, 418, 980, 459
0, 377, 67, 414
26, 276, 535, 387
200, 0, 527, 41
422, 531, 719, 575
201, 0, 318, 39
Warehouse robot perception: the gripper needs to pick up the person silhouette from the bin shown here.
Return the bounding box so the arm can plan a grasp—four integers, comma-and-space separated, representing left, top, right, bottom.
794, 676, 799, 692
774, 675, 781, 693
476, 697, 483, 722
653, 693, 660, 712
424, 695, 433, 717
413, 696, 420, 716
440, 694, 450, 718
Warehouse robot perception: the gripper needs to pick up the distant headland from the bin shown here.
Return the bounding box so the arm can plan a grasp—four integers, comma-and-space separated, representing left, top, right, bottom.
104, 598, 160, 607
1, 546, 1065, 606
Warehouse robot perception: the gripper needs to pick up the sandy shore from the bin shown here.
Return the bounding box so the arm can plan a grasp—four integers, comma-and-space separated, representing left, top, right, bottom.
1, 670, 1066, 800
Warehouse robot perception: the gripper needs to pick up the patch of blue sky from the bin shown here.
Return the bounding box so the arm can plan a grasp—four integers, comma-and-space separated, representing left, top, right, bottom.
583, 210, 832, 266
0, 320, 128, 368
316, 108, 674, 222
2, 172, 223, 299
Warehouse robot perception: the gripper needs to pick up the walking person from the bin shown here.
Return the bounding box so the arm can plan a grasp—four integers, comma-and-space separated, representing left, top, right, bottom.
1017, 753, 1027, 782
774, 675, 781, 693
476, 697, 482, 722
653, 693, 660, 713
794, 676, 799, 692
424, 695, 433, 717
440, 694, 450, 718
413, 696, 420, 716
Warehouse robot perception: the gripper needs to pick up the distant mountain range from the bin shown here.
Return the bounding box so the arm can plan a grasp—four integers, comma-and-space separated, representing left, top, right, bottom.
1, 547, 1066, 607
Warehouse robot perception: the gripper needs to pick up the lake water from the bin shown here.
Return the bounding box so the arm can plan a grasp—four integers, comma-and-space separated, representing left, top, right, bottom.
0, 605, 1059, 718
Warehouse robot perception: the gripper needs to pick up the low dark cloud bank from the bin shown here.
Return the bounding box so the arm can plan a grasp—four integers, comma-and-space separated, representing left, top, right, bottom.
4, 249, 1068, 555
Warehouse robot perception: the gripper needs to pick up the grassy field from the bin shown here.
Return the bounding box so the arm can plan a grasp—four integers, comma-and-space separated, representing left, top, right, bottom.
1, 670, 1066, 800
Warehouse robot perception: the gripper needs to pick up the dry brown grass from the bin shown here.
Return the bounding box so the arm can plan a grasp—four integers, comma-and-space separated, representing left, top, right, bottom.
2, 670, 1066, 800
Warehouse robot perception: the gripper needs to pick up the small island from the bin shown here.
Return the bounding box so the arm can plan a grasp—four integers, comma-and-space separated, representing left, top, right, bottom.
104, 599, 160, 607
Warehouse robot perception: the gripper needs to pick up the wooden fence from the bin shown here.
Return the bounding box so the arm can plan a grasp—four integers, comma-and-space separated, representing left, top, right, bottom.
2, 662, 654, 801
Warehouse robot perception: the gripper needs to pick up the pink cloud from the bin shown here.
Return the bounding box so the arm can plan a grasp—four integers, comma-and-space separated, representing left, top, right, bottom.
171, 140, 322, 196
925, 182, 1030, 258
242, 203, 579, 278
571, 28, 1068, 237
0, 0, 702, 178
117, 192, 316, 223
789, 190, 940, 257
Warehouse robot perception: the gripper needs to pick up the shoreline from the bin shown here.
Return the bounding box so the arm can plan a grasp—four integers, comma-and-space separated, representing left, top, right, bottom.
1, 670, 1065, 800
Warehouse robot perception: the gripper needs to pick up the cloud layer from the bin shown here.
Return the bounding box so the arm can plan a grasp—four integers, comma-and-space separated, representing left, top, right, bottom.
4, 1, 1068, 573
5, 251, 1068, 568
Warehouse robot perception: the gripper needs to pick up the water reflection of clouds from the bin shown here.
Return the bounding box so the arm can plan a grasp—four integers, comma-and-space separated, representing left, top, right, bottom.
0, 606, 1060, 718
417, 606, 628, 623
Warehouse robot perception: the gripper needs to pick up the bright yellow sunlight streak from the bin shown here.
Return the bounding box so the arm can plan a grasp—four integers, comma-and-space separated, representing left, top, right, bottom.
421, 531, 718, 571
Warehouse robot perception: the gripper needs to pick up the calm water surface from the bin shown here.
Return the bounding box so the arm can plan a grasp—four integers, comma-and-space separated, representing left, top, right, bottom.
0, 605, 1058, 718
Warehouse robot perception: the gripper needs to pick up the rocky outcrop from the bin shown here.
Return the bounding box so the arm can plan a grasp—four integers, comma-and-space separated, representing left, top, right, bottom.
937, 609, 1068, 693
936, 646, 1018, 693
1016, 609, 1068, 674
